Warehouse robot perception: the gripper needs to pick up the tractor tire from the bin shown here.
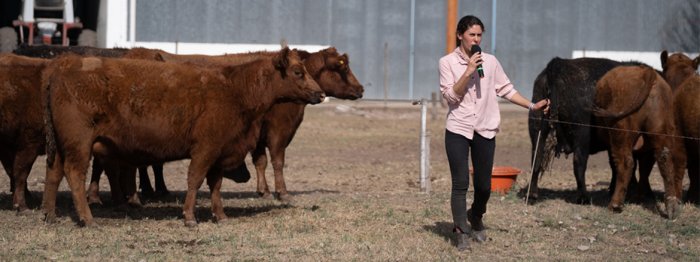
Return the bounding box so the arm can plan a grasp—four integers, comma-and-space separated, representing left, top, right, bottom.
0, 27, 18, 53
77, 29, 97, 47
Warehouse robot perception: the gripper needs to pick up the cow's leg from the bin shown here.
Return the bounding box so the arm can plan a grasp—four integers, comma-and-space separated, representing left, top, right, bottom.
608, 151, 618, 195
653, 141, 680, 219
251, 145, 272, 199
0, 153, 22, 205
632, 151, 655, 202
42, 153, 65, 224
526, 167, 543, 203
63, 152, 96, 227
102, 159, 125, 206
138, 165, 154, 198
685, 142, 699, 204
11, 148, 39, 213
572, 147, 592, 205
206, 168, 227, 223
183, 155, 215, 227
0, 152, 15, 193
120, 165, 141, 207
269, 147, 291, 203
608, 145, 634, 212
87, 159, 104, 205
152, 163, 169, 196
671, 139, 686, 202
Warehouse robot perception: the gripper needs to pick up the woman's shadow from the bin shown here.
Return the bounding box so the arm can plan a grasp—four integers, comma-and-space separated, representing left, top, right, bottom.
422, 221, 457, 246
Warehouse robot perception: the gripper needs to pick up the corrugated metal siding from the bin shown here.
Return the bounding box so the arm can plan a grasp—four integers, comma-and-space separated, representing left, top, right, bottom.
134, 0, 697, 100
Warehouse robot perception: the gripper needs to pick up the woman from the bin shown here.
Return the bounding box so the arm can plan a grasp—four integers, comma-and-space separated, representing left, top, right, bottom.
438, 15, 549, 251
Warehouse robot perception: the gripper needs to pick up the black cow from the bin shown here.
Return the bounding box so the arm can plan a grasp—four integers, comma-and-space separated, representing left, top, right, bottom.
527, 57, 645, 204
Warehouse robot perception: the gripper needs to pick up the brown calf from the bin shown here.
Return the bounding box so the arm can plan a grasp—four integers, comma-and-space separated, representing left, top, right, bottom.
593, 65, 681, 219
42, 47, 324, 227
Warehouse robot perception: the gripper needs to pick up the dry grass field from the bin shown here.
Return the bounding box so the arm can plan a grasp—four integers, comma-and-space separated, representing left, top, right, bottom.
0, 100, 698, 261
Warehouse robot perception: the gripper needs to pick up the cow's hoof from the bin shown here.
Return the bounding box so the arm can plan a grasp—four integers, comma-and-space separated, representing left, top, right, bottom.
14, 204, 29, 214
44, 212, 57, 224
213, 214, 229, 224
277, 193, 294, 204
16, 208, 32, 216
87, 192, 103, 205
665, 197, 681, 220
184, 219, 198, 228
525, 193, 539, 204
79, 220, 98, 228
608, 203, 624, 213
127, 195, 143, 208
576, 195, 592, 205
259, 192, 274, 200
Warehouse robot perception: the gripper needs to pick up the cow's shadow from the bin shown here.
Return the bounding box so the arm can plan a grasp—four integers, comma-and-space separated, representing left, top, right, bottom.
3, 189, 339, 225
520, 187, 679, 217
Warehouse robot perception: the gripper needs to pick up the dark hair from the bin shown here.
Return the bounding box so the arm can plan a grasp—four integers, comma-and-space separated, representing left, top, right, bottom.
456, 15, 485, 47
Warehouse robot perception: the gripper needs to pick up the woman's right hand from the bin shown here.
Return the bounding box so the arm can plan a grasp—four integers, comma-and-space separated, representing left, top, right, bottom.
467, 52, 483, 74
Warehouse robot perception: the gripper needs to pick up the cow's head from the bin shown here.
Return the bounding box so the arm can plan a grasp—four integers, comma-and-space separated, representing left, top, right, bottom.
660, 50, 700, 89
298, 47, 364, 100
273, 47, 325, 104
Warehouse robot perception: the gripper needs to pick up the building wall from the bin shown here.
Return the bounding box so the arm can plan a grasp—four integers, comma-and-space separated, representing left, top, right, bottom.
129, 0, 698, 100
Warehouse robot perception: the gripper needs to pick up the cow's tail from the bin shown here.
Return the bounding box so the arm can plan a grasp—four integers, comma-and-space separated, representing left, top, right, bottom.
530, 63, 557, 178
43, 68, 57, 167
592, 66, 655, 120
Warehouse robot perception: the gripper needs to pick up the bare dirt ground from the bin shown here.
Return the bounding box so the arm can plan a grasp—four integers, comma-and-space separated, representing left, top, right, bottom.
0, 100, 698, 261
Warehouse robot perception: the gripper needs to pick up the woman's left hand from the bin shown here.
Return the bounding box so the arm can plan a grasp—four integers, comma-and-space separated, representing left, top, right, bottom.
533, 99, 550, 114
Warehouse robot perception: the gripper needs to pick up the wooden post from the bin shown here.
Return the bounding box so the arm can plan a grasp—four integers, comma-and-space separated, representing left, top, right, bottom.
446, 0, 458, 54
442, 0, 457, 109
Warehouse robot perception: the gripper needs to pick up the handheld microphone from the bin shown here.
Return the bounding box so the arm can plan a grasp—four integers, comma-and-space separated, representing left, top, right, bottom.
470, 45, 484, 78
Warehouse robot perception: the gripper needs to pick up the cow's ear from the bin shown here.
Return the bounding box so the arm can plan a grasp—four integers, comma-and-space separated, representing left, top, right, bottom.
660, 50, 668, 70
274, 47, 290, 70
693, 55, 700, 70
340, 54, 349, 65
154, 53, 165, 62
296, 49, 311, 60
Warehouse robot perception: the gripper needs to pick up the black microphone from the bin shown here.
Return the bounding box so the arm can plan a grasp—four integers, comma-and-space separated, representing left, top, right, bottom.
470, 45, 484, 78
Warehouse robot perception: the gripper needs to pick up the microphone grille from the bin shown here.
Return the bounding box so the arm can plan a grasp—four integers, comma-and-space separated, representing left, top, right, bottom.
470, 45, 482, 53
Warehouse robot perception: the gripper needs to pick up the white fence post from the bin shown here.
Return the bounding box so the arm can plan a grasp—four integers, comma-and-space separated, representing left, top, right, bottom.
419, 98, 430, 193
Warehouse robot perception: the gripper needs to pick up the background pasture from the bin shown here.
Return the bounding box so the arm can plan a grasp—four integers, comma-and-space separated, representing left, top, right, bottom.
0, 101, 698, 260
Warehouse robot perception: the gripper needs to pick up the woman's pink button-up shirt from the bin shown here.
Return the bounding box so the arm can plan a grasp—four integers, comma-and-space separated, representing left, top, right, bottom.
439, 47, 518, 140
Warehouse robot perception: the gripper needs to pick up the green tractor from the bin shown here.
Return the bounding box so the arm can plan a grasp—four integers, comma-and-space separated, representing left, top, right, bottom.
0, 0, 99, 52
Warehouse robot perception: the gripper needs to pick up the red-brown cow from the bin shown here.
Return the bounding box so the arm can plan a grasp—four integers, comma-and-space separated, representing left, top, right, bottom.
85, 47, 365, 203
0, 54, 48, 212
250, 48, 363, 202
42, 47, 324, 227
11, 45, 169, 207
661, 51, 700, 204
593, 65, 682, 219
